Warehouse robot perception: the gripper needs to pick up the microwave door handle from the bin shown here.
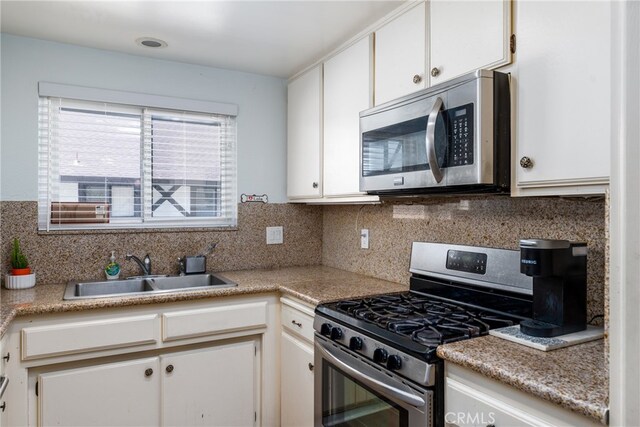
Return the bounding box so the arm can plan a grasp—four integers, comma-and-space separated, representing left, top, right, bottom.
426, 97, 444, 183
316, 342, 426, 408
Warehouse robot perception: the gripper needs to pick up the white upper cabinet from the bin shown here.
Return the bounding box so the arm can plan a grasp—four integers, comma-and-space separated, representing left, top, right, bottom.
374, 2, 427, 105
429, 0, 512, 85
323, 36, 373, 197
513, 0, 610, 195
287, 65, 323, 199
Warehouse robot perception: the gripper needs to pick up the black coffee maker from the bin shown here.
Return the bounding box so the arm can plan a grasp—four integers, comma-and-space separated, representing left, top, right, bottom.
519, 239, 588, 338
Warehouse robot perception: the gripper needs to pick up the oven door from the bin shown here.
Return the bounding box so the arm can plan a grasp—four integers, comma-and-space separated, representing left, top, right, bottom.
314, 336, 433, 427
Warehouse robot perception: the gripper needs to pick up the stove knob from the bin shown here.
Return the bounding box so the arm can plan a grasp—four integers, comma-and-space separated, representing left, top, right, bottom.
349, 337, 363, 351
320, 323, 332, 337
373, 348, 388, 364
330, 327, 343, 341
387, 355, 402, 371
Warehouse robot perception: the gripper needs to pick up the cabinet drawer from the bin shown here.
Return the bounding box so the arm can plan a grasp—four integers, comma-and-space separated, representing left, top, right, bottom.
162, 302, 267, 341
281, 302, 314, 343
22, 314, 159, 360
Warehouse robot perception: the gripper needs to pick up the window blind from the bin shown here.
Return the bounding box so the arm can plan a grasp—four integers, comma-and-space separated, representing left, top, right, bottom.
38, 97, 237, 230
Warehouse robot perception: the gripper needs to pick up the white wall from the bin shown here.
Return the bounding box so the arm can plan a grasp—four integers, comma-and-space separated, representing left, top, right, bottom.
0, 34, 288, 202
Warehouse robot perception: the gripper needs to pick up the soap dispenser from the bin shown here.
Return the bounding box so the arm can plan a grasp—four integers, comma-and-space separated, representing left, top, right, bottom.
105, 251, 121, 280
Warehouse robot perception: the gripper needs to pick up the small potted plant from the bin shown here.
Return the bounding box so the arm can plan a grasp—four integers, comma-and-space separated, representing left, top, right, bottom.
5, 238, 36, 289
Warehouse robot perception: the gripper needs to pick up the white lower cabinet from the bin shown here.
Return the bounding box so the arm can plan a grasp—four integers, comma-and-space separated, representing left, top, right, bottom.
281, 332, 314, 427
37, 339, 259, 427
445, 364, 602, 427
161, 341, 258, 427
280, 297, 315, 427
38, 357, 161, 426
2, 295, 279, 427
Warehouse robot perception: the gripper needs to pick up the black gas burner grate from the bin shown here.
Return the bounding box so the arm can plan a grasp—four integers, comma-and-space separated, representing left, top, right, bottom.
333, 292, 515, 347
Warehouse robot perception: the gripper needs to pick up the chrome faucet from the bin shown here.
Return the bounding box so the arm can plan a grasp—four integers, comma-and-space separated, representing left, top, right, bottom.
126, 253, 151, 276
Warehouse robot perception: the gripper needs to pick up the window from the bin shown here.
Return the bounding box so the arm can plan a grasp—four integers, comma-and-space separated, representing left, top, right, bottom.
38, 89, 237, 230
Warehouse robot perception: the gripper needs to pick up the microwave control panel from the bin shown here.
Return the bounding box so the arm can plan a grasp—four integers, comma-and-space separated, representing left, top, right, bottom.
448, 103, 474, 167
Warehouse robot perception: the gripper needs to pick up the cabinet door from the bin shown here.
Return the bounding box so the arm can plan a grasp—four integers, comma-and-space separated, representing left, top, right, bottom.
375, 2, 427, 105
38, 357, 160, 426
429, 0, 511, 85
161, 340, 258, 426
280, 332, 314, 427
323, 36, 373, 197
514, 0, 610, 193
288, 65, 323, 199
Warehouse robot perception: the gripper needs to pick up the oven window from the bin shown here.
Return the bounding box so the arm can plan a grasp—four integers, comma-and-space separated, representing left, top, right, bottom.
361, 114, 447, 177
322, 361, 409, 427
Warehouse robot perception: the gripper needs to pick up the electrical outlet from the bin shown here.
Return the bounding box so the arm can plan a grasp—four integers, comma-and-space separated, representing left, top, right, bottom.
266, 226, 284, 245
360, 229, 369, 249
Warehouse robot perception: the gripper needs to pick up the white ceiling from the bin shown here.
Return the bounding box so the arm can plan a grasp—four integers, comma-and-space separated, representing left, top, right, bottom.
0, 0, 402, 78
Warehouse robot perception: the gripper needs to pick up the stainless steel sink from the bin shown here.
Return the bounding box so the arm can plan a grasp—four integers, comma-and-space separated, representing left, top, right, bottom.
147, 274, 231, 290
73, 279, 154, 298
64, 274, 237, 300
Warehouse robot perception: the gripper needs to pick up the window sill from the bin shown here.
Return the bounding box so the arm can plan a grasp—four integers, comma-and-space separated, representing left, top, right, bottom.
37, 226, 239, 236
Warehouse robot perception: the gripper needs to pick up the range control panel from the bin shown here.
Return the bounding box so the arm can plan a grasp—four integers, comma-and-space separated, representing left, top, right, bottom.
446, 249, 487, 275
448, 103, 474, 167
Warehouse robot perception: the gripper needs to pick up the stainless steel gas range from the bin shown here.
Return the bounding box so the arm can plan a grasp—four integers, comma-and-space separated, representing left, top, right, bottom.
313, 242, 534, 427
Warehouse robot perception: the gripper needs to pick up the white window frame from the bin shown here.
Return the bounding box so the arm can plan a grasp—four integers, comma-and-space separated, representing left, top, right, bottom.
37, 82, 238, 231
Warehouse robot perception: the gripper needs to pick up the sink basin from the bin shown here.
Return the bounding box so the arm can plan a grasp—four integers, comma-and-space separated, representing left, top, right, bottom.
147, 274, 232, 290
73, 279, 154, 298
64, 274, 237, 300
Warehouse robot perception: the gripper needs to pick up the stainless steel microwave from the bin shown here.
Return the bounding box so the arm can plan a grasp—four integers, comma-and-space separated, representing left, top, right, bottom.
359, 70, 510, 195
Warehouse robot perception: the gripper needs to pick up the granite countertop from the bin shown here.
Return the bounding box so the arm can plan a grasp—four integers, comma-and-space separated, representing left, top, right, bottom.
0, 265, 608, 424
0, 265, 408, 337
437, 335, 608, 425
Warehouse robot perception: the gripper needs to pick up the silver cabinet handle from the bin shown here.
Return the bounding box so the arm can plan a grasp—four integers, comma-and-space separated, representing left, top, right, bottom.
0, 376, 8, 399
431, 67, 440, 77
316, 343, 425, 408
520, 156, 533, 169
426, 97, 445, 183
413, 74, 422, 84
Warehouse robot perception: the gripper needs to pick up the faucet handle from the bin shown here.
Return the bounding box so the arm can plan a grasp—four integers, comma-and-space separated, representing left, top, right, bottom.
178, 257, 186, 276
143, 254, 151, 275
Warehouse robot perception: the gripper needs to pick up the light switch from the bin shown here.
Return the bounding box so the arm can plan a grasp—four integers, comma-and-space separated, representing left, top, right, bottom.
266, 226, 284, 245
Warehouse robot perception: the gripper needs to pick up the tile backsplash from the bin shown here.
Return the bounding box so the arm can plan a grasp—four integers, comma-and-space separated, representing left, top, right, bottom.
1, 196, 607, 325
0, 201, 322, 285
322, 195, 606, 323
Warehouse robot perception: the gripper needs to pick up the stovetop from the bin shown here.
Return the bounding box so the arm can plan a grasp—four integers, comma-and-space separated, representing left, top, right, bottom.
316, 290, 524, 362
333, 292, 517, 346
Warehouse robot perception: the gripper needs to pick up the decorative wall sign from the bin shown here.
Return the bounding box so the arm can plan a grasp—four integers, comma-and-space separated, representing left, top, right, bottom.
241, 194, 269, 203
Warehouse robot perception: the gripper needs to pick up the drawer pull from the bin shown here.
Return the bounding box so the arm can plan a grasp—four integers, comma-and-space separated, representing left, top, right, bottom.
166, 364, 174, 373
144, 368, 153, 377
308, 363, 314, 371
291, 320, 302, 328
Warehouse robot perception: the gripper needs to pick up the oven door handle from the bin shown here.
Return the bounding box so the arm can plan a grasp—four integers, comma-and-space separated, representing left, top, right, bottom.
426, 96, 444, 183
317, 342, 426, 408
